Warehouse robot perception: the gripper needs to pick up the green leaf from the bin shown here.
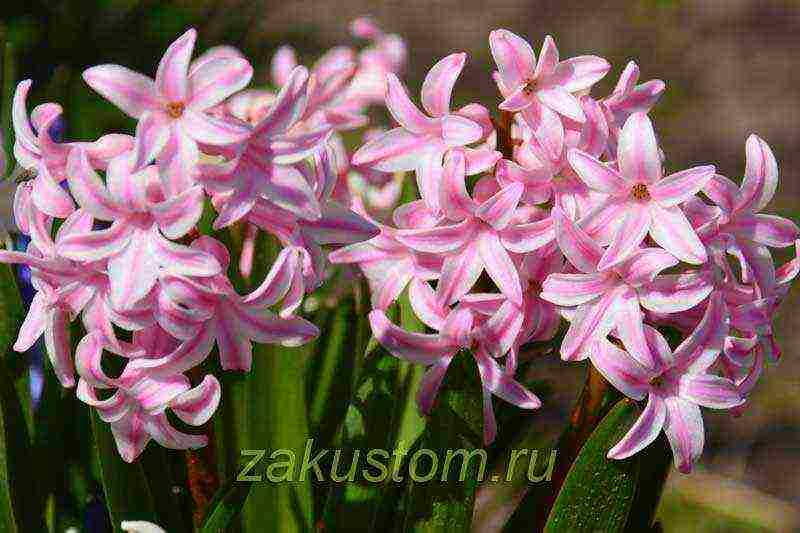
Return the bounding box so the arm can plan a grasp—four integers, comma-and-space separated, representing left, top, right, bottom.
201, 476, 253, 533
401, 353, 484, 533
544, 399, 641, 533
90, 412, 158, 530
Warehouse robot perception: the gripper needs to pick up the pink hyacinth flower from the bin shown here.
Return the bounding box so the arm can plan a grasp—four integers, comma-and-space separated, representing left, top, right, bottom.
569, 112, 715, 268
592, 294, 743, 473
82, 28, 253, 190
352, 53, 500, 213
490, 30, 610, 123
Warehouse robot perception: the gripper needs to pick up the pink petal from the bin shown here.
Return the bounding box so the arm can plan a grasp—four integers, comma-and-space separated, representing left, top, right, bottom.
396, 219, 474, 253
536, 86, 584, 122
14, 293, 48, 352
613, 286, 653, 368
672, 293, 728, 375
261, 165, 321, 221
489, 29, 535, 89
151, 185, 204, 239
188, 57, 253, 111
477, 231, 523, 305
108, 231, 158, 309
475, 351, 541, 409
618, 113, 662, 184
663, 397, 704, 474
421, 52, 465, 117
553, 207, 603, 273
151, 230, 221, 277
32, 164, 75, 218
597, 207, 651, 271
181, 110, 251, 145
351, 127, 429, 172
243, 247, 298, 307
614, 247, 679, 286
441, 114, 483, 147
144, 413, 207, 451
650, 166, 715, 208
737, 134, 778, 214
541, 272, 615, 306
384, 73, 435, 134
369, 310, 454, 364
498, 84, 534, 112
417, 357, 453, 415
82, 66, 159, 119
551, 55, 610, 92
476, 183, 523, 230
732, 213, 799, 248
679, 374, 743, 409
561, 284, 626, 361
66, 148, 122, 221
12, 81, 39, 153
477, 300, 524, 357
638, 271, 713, 314
270, 46, 298, 87
440, 150, 476, 220
408, 278, 447, 330
499, 217, 555, 253
57, 221, 131, 262
155, 28, 196, 102
567, 149, 628, 195
435, 242, 484, 306
534, 35, 559, 79
170, 375, 221, 425
591, 339, 651, 400
648, 203, 707, 264
608, 394, 666, 460
302, 202, 379, 244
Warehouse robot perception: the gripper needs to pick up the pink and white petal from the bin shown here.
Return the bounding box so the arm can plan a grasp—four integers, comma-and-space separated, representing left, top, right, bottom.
110, 412, 150, 463
14, 293, 48, 352
734, 214, 799, 248
417, 356, 453, 415
638, 272, 713, 314
12, 81, 39, 153
541, 272, 615, 307
475, 351, 541, 409
617, 113, 662, 184
648, 203, 707, 264
237, 307, 319, 347
82, 66, 159, 119
369, 310, 454, 364
151, 230, 221, 278
597, 207, 651, 271
32, 165, 75, 218
478, 231, 523, 306
255, 66, 309, 136
421, 53, 466, 116
144, 413, 207, 451
498, 85, 534, 112
260, 165, 322, 221
533, 35, 559, 79
408, 278, 447, 330
440, 150, 477, 221
613, 287, 654, 368
737, 134, 778, 214
441, 115, 483, 147
591, 339, 651, 400
373, 262, 414, 310
672, 293, 728, 375
303, 202, 379, 244
130, 327, 214, 376
66, 148, 122, 220
415, 146, 447, 212
536, 86, 585, 122
244, 247, 299, 307
615, 247, 679, 286
679, 374, 743, 409
551, 55, 610, 92
188, 57, 253, 111
553, 206, 603, 273
57, 221, 131, 262
649, 166, 715, 209
481, 386, 498, 445
476, 183, 524, 230
561, 285, 626, 361
435, 242, 484, 306
478, 301, 524, 358
608, 394, 666, 460
351, 127, 429, 172
170, 375, 222, 425
567, 149, 628, 195
108, 233, 158, 309
155, 28, 196, 102
396, 219, 474, 253
181, 110, 251, 145
384, 74, 435, 134
151, 185, 204, 239
44, 308, 74, 387
663, 397, 705, 474
489, 29, 535, 89
270, 46, 298, 87
464, 147, 502, 175
500, 217, 555, 254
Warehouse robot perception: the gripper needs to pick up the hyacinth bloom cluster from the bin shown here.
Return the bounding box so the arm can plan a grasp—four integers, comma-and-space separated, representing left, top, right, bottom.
334, 29, 800, 472
1, 20, 404, 462
3, 22, 798, 477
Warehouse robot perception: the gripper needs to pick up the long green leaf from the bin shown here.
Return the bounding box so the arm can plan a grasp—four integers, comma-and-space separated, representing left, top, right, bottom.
401, 353, 484, 532
201, 476, 253, 533
544, 399, 640, 533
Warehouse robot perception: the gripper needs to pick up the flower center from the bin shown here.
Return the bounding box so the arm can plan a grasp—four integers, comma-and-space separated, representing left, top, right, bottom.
631, 183, 650, 200
649, 374, 665, 389
165, 101, 185, 119
522, 79, 536, 95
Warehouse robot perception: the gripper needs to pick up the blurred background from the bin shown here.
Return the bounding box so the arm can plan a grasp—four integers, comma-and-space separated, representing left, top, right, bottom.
3, 1, 800, 531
